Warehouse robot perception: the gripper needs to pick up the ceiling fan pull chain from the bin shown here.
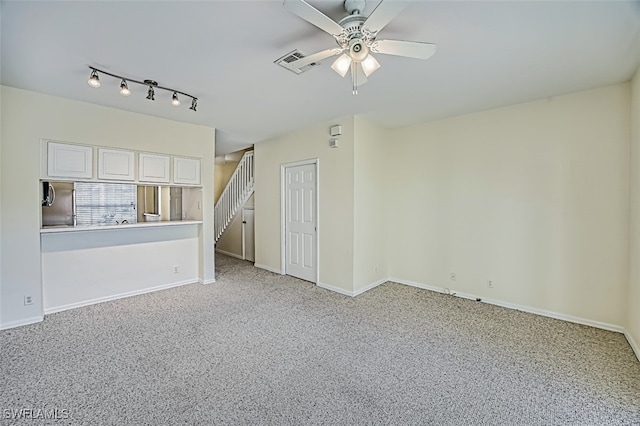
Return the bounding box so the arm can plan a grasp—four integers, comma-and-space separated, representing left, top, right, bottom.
352, 62, 358, 95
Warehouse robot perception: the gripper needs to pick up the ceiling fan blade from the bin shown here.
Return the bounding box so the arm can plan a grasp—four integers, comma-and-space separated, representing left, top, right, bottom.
283, 0, 344, 36
287, 48, 343, 69
362, 0, 411, 34
371, 39, 436, 60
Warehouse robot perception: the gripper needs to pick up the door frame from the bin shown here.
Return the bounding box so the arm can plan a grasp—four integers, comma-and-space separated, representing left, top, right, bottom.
280, 158, 319, 284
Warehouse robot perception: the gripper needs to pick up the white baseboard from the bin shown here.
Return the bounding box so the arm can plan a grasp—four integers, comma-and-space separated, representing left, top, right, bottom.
388, 277, 625, 334
353, 278, 388, 297
254, 263, 284, 275
44, 279, 198, 315
0, 315, 44, 330
199, 278, 216, 285
625, 330, 640, 362
317, 279, 387, 298
215, 249, 244, 260
317, 281, 354, 297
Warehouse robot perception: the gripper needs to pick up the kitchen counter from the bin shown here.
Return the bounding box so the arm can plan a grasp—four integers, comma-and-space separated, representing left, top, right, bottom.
40, 220, 202, 234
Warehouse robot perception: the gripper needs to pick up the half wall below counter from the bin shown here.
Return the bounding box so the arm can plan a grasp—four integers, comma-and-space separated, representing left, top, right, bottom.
41, 221, 201, 313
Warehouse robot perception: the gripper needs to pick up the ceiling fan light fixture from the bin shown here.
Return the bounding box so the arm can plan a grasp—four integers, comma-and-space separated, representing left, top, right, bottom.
87, 69, 101, 88
119, 79, 131, 96
361, 54, 381, 77
331, 53, 352, 77
282, 0, 437, 95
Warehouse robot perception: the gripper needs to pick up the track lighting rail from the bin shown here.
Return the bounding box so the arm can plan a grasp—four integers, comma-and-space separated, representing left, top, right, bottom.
88, 66, 198, 111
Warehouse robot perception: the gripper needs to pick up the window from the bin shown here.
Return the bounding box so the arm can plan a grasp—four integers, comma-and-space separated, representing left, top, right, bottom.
74, 182, 137, 226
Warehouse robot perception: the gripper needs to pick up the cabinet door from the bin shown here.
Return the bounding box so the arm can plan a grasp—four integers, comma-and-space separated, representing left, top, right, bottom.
173, 157, 201, 185
98, 148, 135, 181
139, 153, 170, 183
47, 142, 93, 179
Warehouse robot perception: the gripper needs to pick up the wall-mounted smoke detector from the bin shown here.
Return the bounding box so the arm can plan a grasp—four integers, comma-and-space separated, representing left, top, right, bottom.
275, 50, 321, 75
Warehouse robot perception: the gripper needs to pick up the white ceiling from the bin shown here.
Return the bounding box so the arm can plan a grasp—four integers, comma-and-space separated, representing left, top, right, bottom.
2, 1, 640, 155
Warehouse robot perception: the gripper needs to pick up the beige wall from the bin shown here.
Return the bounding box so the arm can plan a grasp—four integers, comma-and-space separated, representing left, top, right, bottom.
217, 213, 243, 257
628, 67, 640, 353
353, 116, 389, 292
254, 117, 355, 292
386, 84, 630, 327
0, 86, 215, 327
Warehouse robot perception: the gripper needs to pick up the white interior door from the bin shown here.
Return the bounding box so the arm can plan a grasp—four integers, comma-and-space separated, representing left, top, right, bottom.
242, 208, 255, 262
284, 163, 317, 282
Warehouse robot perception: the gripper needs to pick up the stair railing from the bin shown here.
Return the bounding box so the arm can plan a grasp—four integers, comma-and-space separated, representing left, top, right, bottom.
214, 151, 254, 242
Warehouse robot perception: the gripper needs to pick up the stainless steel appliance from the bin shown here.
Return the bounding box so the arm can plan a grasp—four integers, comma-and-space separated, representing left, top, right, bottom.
41, 181, 76, 227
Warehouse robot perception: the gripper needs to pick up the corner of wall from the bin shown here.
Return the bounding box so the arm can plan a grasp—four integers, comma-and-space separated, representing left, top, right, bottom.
253, 116, 357, 293
352, 116, 391, 292
627, 65, 640, 360
0, 85, 4, 326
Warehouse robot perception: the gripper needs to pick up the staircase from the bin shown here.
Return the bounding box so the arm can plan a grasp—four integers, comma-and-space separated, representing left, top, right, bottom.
215, 151, 254, 243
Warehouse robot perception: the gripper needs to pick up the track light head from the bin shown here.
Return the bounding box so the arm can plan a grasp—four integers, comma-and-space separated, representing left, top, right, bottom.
171, 92, 181, 107
146, 86, 155, 101
190, 98, 197, 112
119, 80, 131, 96
87, 69, 101, 88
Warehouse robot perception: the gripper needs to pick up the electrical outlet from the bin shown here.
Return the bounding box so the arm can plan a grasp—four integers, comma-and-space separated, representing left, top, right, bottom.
450, 272, 456, 281
173, 265, 179, 274
488, 280, 494, 288
24, 295, 33, 306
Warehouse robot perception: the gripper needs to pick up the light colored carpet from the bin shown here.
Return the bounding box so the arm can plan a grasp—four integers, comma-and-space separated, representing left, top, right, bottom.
1, 254, 639, 425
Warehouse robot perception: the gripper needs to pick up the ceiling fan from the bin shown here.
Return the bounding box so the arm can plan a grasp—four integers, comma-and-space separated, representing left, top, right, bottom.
283, 0, 436, 94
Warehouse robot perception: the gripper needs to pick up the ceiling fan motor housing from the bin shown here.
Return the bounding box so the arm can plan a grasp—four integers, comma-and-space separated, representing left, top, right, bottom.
349, 39, 369, 62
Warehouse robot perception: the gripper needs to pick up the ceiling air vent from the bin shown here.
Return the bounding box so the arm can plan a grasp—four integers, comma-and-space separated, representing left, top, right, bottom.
274, 49, 319, 75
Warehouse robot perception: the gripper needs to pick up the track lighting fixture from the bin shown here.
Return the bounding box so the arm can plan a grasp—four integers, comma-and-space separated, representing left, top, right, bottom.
87, 69, 101, 88
119, 80, 131, 96
171, 92, 181, 107
87, 67, 198, 112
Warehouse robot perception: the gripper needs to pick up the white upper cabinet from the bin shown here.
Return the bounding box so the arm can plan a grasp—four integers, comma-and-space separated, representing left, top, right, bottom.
47, 142, 93, 179
98, 148, 135, 181
139, 153, 170, 183
173, 157, 201, 185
